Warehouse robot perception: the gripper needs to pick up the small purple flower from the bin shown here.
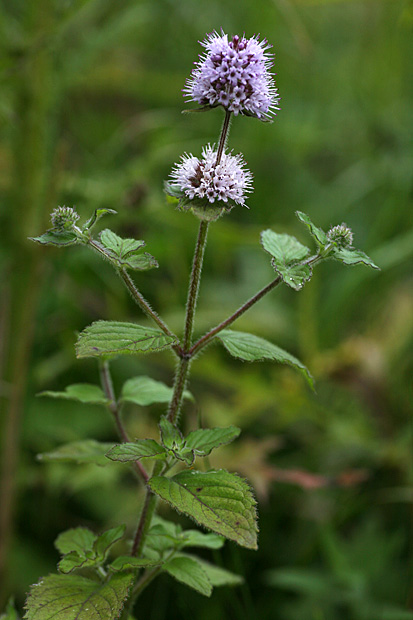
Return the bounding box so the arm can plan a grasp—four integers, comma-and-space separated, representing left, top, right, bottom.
184, 31, 279, 120
169, 144, 253, 207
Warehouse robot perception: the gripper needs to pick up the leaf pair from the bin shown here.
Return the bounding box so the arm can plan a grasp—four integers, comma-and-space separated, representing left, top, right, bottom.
107, 421, 241, 467
261, 211, 378, 291
55, 525, 126, 574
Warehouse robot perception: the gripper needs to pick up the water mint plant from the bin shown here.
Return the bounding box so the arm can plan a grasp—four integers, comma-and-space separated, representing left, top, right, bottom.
14, 31, 378, 620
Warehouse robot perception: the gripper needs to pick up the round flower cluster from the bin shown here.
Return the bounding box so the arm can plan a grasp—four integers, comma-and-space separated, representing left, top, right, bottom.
51, 206, 80, 230
170, 145, 253, 207
184, 31, 279, 120
327, 223, 354, 248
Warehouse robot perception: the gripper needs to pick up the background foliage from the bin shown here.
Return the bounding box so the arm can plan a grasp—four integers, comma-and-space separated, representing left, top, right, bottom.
0, 0, 412, 618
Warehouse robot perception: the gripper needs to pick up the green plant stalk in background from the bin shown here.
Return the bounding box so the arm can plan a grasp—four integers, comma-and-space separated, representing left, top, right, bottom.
0, 1, 58, 600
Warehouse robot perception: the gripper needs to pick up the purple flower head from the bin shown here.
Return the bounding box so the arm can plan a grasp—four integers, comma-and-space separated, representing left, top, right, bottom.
184, 31, 279, 121
169, 145, 253, 210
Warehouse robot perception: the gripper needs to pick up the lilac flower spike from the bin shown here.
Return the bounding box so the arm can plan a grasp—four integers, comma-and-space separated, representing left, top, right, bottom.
185, 31, 279, 120
170, 144, 253, 207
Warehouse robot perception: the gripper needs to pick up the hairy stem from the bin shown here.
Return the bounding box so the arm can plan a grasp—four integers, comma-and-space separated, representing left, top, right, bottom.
131, 464, 161, 557
86, 238, 179, 350
167, 220, 209, 423
189, 275, 282, 356
215, 109, 232, 166
99, 360, 148, 484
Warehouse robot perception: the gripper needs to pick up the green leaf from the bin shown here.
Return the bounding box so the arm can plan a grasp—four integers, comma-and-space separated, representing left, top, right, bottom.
38, 440, 115, 467
24, 573, 134, 620
106, 440, 167, 462
93, 525, 126, 561
58, 552, 96, 574
121, 376, 192, 406
217, 330, 314, 389
29, 229, 78, 247
38, 384, 109, 406
159, 416, 184, 450
76, 321, 178, 359
295, 211, 328, 247
181, 531, 224, 550
178, 554, 243, 587
330, 246, 379, 269
186, 426, 241, 456
163, 556, 212, 597
99, 229, 158, 271
108, 556, 160, 572
158, 417, 194, 465
164, 181, 184, 199
56, 526, 126, 574
0, 598, 19, 620
55, 528, 96, 556
261, 229, 312, 290
148, 469, 258, 549
83, 208, 117, 232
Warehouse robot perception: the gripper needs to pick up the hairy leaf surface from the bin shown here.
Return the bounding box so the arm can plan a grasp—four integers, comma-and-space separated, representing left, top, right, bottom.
121, 376, 192, 406
186, 426, 241, 456
106, 440, 167, 462
217, 330, 314, 389
149, 470, 258, 549
38, 440, 115, 467
39, 384, 109, 405
163, 556, 212, 597
24, 573, 134, 620
76, 321, 178, 359
261, 229, 312, 290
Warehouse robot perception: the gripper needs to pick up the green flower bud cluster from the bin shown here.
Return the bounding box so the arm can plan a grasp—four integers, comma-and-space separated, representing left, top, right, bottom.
51, 206, 80, 230
326, 223, 353, 248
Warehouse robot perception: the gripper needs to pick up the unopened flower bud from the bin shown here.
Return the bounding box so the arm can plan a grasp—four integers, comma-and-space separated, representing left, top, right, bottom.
327, 223, 354, 248
51, 206, 80, 230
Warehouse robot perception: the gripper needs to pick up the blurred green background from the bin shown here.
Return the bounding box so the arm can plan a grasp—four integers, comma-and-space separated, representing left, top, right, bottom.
0, 0, 412, 618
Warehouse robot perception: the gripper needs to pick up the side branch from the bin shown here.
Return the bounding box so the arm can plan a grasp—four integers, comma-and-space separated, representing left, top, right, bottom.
189, 275, 282, 356
86, 237, 179, 352
99, 360, 149, 484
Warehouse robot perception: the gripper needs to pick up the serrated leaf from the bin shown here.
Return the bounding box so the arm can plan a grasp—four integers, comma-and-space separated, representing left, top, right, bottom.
181, 531, 224, 550
217, 330, 314, 389
24, 573, 134, 620
106, 440, 167, 462
0, 598, 19, 620
56, 526, 125, 574
76, 321, 178, 359
159, 416, 184, 450
108, 556, 160, 572
58, 552, 96, 575
163, 556, 212, 597
100, 229, 145, 256
38, 440, 115, 467
83, 208, 117, 232
148, 469, 258, 549
271, 258, 312, 290
331, 247, 379, 269
121, 376, 192, 406
178, 554, 243, 587
38, 384, 109, 405
29, 229, 78, 246
55, 528, 97, 556
261, 229, 312, 290
93, 525, 126, 561
186, 426, 241, 456
295, 211, 328, 246
261, 229, 310, 263
99, 230, 157, 271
